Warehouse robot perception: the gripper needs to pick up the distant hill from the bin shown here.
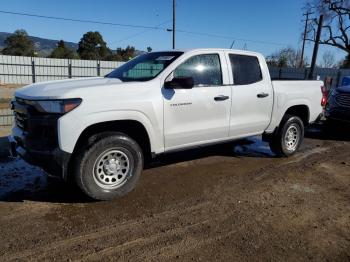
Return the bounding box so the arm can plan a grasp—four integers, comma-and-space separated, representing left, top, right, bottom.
0, 32, 78, 57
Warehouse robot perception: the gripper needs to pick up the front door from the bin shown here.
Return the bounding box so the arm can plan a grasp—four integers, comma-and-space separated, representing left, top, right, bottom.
163, 53, 231, 150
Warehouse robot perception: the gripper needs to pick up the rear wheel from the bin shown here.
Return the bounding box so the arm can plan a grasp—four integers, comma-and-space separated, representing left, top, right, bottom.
74, 132, 143, 200
269, 115, 304, 157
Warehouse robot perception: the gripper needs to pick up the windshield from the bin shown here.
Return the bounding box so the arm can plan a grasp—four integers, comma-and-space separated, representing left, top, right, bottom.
106, 51, 183, 82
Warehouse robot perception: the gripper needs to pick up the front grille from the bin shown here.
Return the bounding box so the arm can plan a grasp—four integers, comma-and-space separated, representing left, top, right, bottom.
13, 97, 61, 150
15, 111, 27, 130
335, 93, 350, 108
13, 98, 31, 132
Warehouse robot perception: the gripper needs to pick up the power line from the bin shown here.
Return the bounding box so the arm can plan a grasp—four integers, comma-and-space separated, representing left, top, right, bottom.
176, 29, 288, 46
0, 9, 289, 47
0, 10, 168, 30
112, 20, 171, 45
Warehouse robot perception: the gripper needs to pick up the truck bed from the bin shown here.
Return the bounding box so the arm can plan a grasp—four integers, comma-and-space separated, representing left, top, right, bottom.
264, 80, 323, 133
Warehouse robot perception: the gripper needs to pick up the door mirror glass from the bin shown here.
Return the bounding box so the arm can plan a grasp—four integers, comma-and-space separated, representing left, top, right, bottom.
164, 76, 194, 89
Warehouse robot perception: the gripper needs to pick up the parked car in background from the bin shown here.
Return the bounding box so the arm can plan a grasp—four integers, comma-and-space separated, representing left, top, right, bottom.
325, 85, 350, 123
341, 76, 350, 87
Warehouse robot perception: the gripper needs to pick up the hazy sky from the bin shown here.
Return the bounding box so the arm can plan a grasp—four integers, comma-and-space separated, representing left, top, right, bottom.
0, 0, 347, 63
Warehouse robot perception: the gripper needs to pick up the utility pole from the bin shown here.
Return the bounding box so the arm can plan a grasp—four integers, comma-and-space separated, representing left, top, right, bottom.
308, 15, 323, 80
300, 11, 312, 68
172, 0, 176, 49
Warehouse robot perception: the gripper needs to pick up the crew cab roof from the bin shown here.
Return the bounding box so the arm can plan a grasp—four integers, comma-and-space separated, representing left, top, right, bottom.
156, 48, 262, 57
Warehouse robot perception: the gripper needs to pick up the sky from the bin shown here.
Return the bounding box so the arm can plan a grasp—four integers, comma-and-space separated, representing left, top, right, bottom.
0, 0, 347, 63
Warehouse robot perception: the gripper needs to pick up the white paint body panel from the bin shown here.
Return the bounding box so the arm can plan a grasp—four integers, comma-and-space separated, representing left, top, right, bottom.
265, 80, 324, 133
225, 51, 274, 138
13, 48, 324, 155
162, 50, 232, 150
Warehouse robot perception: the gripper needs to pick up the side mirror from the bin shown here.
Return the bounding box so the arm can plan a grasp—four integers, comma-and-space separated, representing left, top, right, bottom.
164, 76, 194, 89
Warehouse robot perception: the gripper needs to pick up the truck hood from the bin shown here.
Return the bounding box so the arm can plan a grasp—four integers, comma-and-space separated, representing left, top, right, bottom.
15, 77, 126, 100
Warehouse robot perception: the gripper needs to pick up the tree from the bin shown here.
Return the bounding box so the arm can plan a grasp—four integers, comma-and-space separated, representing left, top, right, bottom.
340, 54, 350, 67
305, 0, 350, 56
104, 46, 136, 61
117, 45, 136, 61
147, 46, 153, 53
2, 29, 35, 56
77, 31, 110, 60
49, 40, 76, 59
266, 47, 307, 67
321, 50, 336, 67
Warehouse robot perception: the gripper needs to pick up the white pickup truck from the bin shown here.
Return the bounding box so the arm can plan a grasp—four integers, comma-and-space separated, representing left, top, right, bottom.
11, 48, 324, 200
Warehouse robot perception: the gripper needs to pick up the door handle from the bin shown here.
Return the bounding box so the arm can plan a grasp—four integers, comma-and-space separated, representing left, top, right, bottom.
257, 93, 269, 98
214, 95, 230, 101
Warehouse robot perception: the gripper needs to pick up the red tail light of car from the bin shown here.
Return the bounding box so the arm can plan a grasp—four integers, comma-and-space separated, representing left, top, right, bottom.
321, 86, 328, 107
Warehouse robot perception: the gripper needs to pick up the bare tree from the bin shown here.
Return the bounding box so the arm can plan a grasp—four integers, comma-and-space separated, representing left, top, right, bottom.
321, 50, 337, 67
305, 0, 350, 56
266, 47, 307, 68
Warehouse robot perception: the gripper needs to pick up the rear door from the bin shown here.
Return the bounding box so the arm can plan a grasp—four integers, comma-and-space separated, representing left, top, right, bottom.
226, 53, 273, 137
163, 52, 231, 150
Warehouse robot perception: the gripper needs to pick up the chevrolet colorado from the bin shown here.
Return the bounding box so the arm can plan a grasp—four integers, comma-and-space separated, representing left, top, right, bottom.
11, 49, 324, 200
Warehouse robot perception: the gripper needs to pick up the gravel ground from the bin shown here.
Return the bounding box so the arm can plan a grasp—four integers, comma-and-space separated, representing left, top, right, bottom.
0, 125, 349, 261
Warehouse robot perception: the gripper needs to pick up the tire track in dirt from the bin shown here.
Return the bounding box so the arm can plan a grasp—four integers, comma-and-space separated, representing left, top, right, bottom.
1, 201, 212, 261
47, 143, 346, 260
1, 138, 349, 261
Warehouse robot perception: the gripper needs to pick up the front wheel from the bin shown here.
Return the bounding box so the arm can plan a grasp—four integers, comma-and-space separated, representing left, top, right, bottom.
74, 132, 143, 200
269, 115, 304, 157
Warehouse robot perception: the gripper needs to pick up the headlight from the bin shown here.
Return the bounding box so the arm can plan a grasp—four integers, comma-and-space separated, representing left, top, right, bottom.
33, 98, 82, 114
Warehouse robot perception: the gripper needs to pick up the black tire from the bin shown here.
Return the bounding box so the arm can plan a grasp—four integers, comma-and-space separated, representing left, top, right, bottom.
269, 115, 304, 157
74, 132, 143, 201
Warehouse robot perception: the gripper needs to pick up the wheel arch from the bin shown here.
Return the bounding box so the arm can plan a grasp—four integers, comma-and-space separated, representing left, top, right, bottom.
263, 104, 309, 141
283, 105, 310, 126
72, 120, 153, 160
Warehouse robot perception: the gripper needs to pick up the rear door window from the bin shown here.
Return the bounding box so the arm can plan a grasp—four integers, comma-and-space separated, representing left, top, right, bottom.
229, 54, 262, 85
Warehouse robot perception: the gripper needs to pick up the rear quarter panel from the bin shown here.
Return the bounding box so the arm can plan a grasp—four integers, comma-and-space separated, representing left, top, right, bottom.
265, 80, 323, 133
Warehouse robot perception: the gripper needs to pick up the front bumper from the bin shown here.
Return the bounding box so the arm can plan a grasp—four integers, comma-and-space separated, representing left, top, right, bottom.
11, 126, 71, 179
11, 97, 72, 180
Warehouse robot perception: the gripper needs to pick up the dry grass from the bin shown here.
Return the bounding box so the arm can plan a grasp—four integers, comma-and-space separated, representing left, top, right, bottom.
0, 101, 11, 109
0, 84, 24, 89
0, 126, 11, 137
0, 84, 24, 109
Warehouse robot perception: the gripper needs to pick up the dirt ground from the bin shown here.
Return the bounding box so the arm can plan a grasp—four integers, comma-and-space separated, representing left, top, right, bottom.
0, 125, 349, 261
